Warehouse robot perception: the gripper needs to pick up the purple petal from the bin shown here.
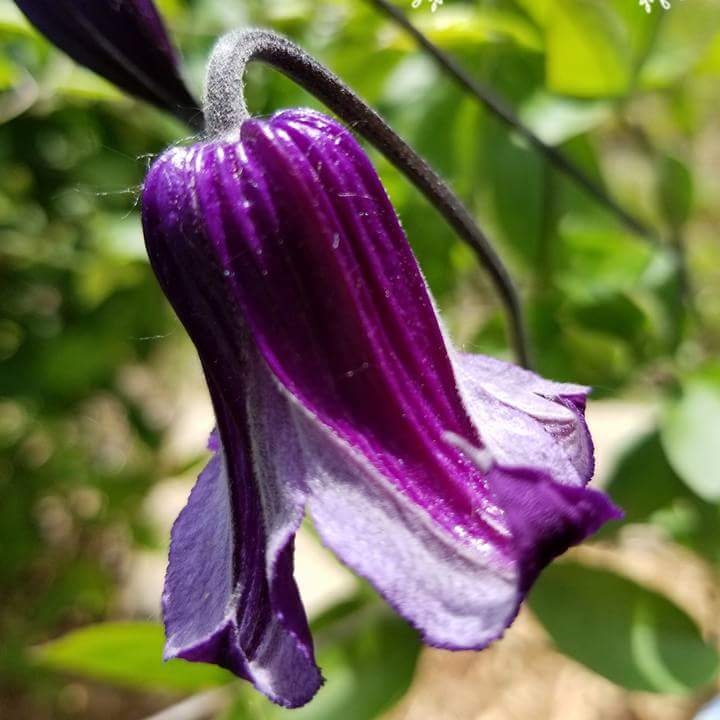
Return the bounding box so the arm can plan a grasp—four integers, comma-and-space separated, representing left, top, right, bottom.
142, 108, 620, 704
294, 407, 520, 649
15, 0, 198, 119
488, 465, 621, 592
453, 351, 595, 486
450, 351, 618, 588
161, 338, 321, 707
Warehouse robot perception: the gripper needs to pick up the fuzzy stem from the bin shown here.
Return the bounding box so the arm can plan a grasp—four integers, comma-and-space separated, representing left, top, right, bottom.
204, 28, 532, 367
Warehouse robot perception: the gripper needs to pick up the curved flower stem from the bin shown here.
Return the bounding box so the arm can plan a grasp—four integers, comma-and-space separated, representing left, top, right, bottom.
367, 0, 656, 244
205, 29, 532, 368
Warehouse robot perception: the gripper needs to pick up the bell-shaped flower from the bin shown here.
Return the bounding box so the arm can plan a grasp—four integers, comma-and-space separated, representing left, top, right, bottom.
15, 0, 198, 123
141, 108, 621, 708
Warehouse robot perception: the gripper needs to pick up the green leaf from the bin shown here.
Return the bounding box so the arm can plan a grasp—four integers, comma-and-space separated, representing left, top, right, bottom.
658, 154, 694, 231
546, 0, 632, 97
520, 93, 611, 145
531, 564, 718, 693
514, 0, 551, 27
0, 55, 20, 91
569, 292, 649, 351
55, 67, 125, 103
229, 597, 421, 720
604, 431, 720, 563
606, 431, 690, 527
485, 122, 545, 268
556, 220, 654, 299
696, 31, 720, 75
641, 0, 720, 87
34, 622, 233, 693
37, 598, 420, 718
661, 375, 720, 502
404, 6, 543, 52
0, 3, 36, 36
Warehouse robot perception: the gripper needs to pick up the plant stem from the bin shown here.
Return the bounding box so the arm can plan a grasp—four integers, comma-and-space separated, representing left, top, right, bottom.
204, 28, 532, 367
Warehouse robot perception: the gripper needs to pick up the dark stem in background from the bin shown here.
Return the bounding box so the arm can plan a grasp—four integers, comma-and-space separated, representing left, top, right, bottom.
367, 0, 657, 244
204, 28, 532, 368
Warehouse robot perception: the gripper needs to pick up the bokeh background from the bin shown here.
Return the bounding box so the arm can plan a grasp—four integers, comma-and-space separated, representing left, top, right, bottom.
2, 0, 720, 718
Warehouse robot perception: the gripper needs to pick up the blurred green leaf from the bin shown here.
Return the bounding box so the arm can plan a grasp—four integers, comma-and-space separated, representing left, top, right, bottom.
658, 154, 694, 231
556, 220, 654, 299
546, 0, 631, 97
0, 3, 35, 36
531, 563, 718, 693
396, 6, 543, 52
35, 622, 233, 693
569, 292, 649, 351
514, 0, 550, 27
0, 53, 20, 90
485, 123, 545, 268
696, 31, 720, 75
55, 67, 125, 103
520, 93, 611, 145
662, 375, 720, 502
36, 597, 421, 719
606, 431, 686, 525
641, 0, 720, 87
604, 431, 720, 563
528, 290, 639, 390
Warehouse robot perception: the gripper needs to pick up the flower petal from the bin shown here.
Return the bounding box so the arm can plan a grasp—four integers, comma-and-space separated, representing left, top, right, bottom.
15, 0, 198, 118
143, 108, 518, 652
142, 108, 620, 700
449, 351, 621, 589
453, 351, 595, 486
160, 338, 320, 705
487, 464, 622, 592
227, 111, 511, 545
292, 405, 520, 649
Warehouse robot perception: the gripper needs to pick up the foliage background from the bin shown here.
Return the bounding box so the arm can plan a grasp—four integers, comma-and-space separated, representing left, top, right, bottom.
1, 0, 720, 717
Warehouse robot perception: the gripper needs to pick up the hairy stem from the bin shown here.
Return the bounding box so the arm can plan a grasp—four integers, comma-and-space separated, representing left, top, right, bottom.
204, 28, 532, 367
367, 0, 656, 244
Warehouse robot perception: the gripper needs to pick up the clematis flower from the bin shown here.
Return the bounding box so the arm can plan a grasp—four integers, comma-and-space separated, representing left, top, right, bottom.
142, 108, 621, 708
14, 0, 198, 123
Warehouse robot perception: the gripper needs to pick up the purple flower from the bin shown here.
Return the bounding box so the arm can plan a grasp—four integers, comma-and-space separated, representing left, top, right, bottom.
141, 108, 621, 708
15, 0, 198, 123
